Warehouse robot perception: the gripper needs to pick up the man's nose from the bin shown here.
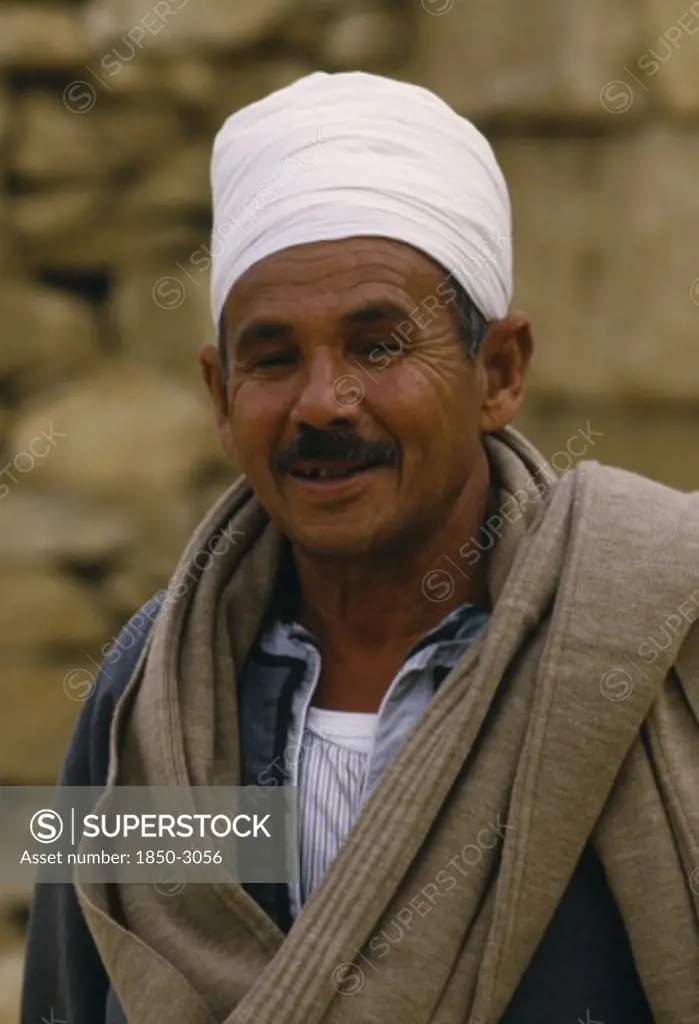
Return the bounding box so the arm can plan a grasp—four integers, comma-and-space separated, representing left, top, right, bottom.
290, 350, 362, 431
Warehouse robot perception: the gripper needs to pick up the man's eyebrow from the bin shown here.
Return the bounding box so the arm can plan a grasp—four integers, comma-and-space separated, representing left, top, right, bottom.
233, 319, 291, 350
231, 301, 411, 349
342, 302, 410, 327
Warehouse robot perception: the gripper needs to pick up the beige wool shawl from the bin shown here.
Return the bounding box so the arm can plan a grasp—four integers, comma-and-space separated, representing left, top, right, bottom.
75, 427, 699, 1024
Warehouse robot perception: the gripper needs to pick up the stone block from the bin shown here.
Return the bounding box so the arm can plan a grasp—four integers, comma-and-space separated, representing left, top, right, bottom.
110, 260, 216, 382
13, 92, 184, 183
0, 492, 135, 569
599, 126, 699, 400
641, 0, 699, 113
405, 0, 645, 119
9, 362, 221, 501
0, 572, 109, 653
494, 135, 624, 398
205, 58, 311, 134
493, 127, 699, 401
10, 187, 105, 252
0, 281, 99, 396
85, 0, 294, 53
123, 140, 211, 215
321, 8, 408, 70
0, 4, 89, 69
0, 660, 92, 782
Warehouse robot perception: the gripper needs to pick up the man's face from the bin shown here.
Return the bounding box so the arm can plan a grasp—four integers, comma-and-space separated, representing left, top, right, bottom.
207, 237, 525, 557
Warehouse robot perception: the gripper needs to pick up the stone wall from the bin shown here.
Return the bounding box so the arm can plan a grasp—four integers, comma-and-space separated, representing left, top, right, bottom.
1, 0, 698, 767
1, 0, 699, 1014
3, 0, 699, 783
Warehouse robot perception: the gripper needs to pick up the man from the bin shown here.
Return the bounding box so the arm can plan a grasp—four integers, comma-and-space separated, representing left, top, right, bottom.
21, 71, 699, 1024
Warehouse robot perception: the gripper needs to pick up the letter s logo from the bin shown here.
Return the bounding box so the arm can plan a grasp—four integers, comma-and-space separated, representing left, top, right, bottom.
30, 809, 63, 844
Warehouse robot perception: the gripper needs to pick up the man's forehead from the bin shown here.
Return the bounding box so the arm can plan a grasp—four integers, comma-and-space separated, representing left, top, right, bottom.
224, 237, 442, 319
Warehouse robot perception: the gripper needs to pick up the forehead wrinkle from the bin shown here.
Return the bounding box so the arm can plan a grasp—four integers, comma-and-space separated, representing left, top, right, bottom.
230, 259, 431, 314
268, 236, 427, 266
239, 255, 411, 292
232, 237, 441, 291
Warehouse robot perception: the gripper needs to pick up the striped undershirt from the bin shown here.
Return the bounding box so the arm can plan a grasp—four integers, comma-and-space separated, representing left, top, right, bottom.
297, 707, 377, 905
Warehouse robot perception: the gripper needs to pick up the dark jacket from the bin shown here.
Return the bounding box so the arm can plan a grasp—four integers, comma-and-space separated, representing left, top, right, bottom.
21, 598, 654, 1024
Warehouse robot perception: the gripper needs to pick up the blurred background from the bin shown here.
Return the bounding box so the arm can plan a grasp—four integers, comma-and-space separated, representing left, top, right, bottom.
1, 0, 698, 1015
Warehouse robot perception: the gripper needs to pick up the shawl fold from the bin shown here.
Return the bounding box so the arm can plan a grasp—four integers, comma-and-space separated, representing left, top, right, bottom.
74, 427, 699, 1024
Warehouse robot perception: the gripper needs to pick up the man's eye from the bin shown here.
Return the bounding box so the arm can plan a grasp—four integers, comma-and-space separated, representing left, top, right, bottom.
252, 353, 295, 369
355, 339, 393, 357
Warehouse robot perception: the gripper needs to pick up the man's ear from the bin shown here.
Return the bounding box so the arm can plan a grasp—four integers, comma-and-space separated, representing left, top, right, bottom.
478, 312, 534, 434
199, 344, 236, 461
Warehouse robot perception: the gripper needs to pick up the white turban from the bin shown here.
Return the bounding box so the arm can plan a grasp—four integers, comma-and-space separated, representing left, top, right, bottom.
210, 71, 512, 329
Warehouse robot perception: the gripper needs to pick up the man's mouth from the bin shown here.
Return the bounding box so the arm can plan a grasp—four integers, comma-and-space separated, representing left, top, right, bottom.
288, 459, 385, 481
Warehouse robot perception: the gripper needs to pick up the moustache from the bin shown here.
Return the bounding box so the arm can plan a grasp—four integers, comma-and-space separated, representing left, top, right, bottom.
276, 427, 399, 473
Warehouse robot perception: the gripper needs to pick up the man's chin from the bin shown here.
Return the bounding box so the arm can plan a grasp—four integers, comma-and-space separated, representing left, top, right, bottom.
284, 519, 391, 560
